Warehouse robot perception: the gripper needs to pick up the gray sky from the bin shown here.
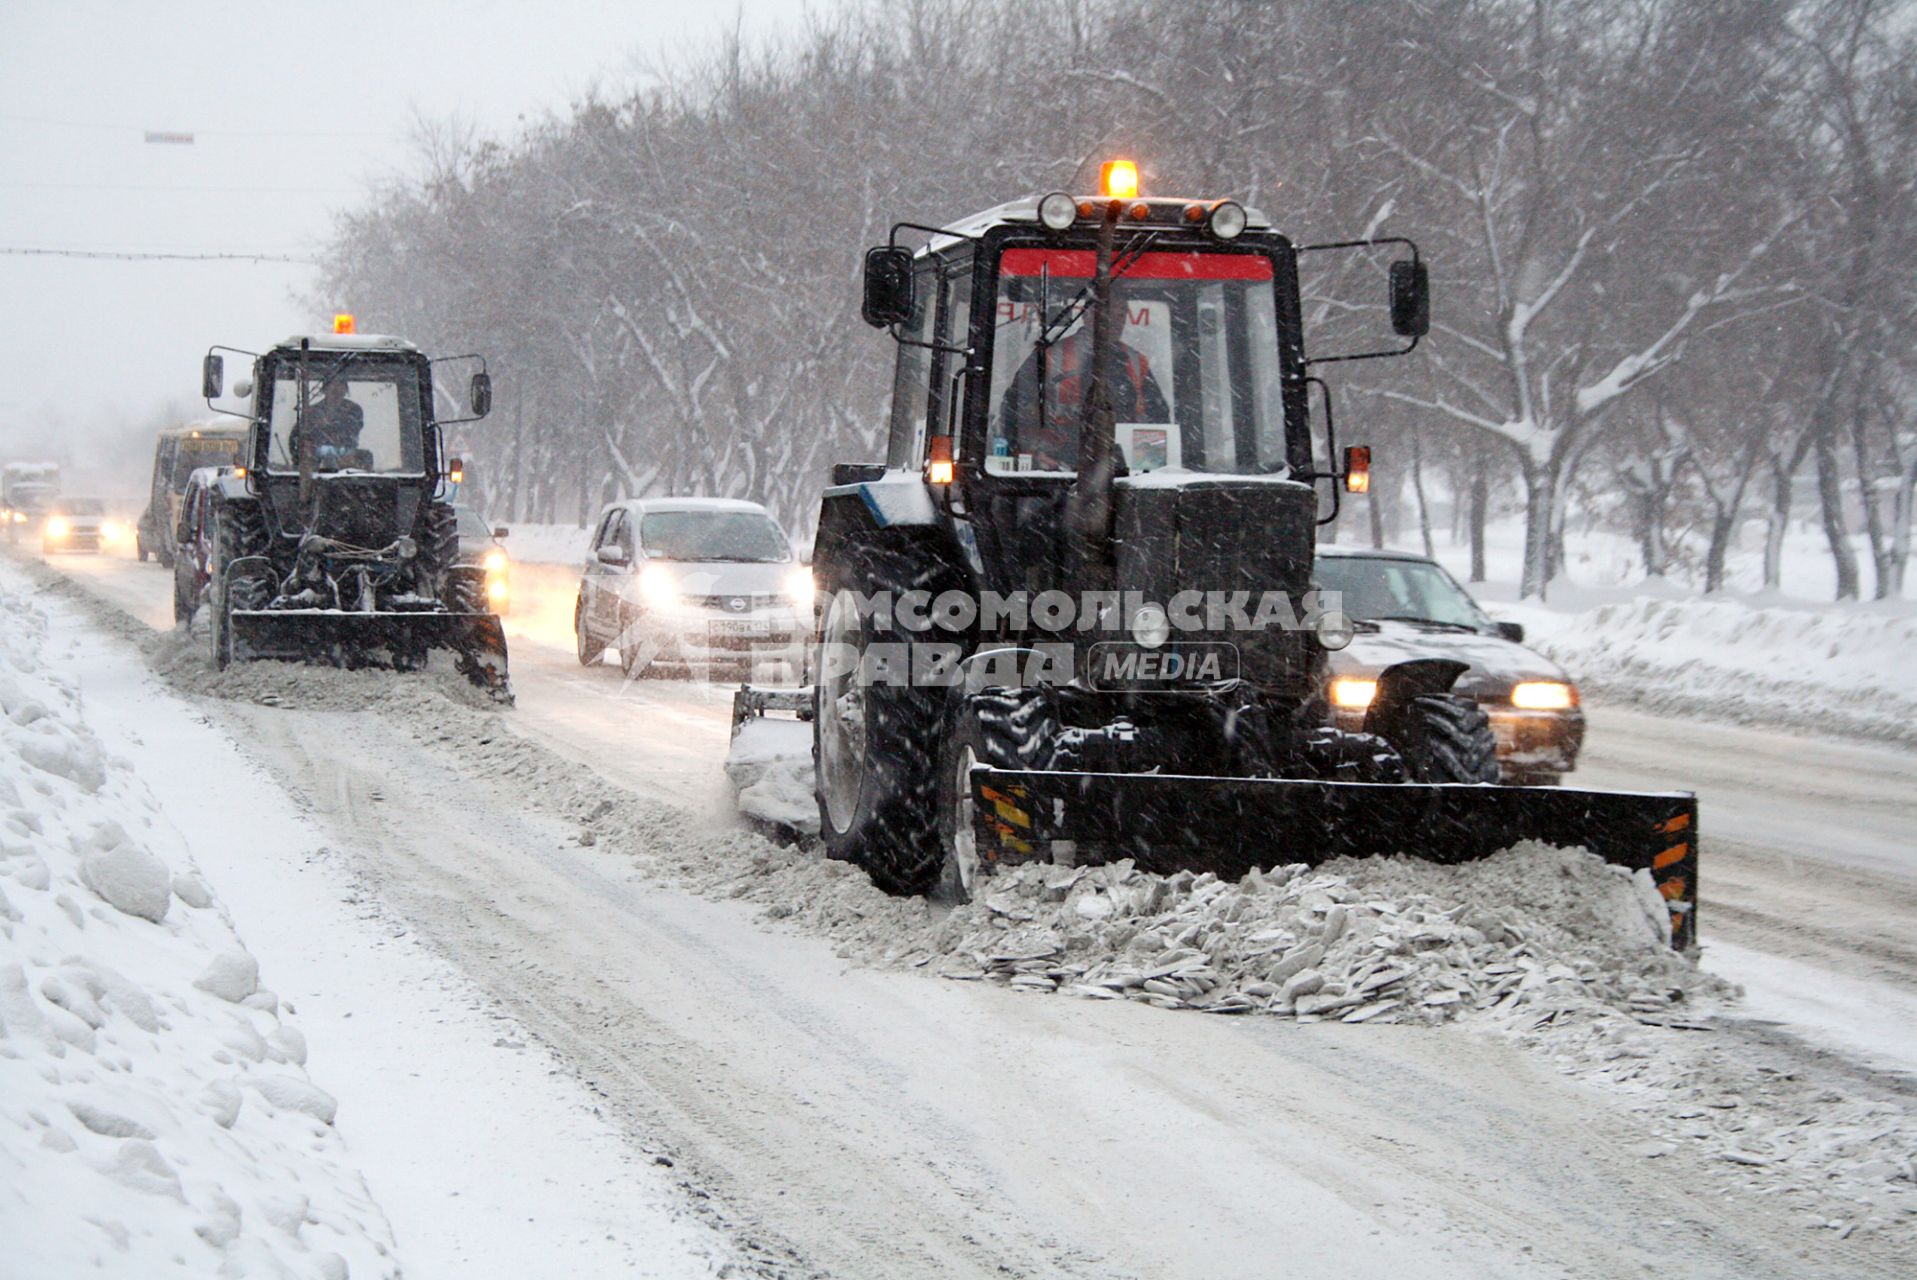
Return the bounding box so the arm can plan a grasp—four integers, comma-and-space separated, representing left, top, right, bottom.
0, 0, 819, 480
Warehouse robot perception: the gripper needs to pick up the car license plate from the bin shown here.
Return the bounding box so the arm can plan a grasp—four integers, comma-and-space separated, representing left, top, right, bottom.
712, 619, 775, 639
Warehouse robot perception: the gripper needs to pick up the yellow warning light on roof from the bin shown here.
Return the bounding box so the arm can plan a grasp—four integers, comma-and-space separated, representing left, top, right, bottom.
333, 313, 356, 335
1100, 160, 1140, 200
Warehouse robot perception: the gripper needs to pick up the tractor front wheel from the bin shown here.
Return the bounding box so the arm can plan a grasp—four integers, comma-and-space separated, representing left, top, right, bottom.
935, 687, 1059, 903
1389, 695, 1499, 784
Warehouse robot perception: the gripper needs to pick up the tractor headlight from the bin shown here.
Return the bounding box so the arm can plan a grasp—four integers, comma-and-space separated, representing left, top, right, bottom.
1208, 200, 1248, 240
482, 549, 508, 575
1329, 676, 1377, 710
639, 563, 679, 607
1315, 609, 1355, 651
785, 566, 816, 611
1038, 191, 1078, 231
486, 575, 509, 606
1129, 604, 1171, 649
1512, 681, 1576, 710
45, 516, 70, 540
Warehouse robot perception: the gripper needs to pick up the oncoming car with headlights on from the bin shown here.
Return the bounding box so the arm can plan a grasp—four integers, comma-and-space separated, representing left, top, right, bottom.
1314, 546, 1584, 785
454, 505, 512, 615
574, 497, 811, 680
42, 497, 127, 555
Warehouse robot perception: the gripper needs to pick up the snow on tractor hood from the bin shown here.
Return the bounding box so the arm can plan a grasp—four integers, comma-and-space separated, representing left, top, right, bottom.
1331, 619, 1572, 700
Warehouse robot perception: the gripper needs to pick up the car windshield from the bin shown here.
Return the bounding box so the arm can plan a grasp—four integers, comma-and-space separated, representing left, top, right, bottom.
986, 247, 1287, 477
264, 356, 425, 475
639, 511, 790, 563
455, 507, 493, 539
169, 434, 243, 486
1313, 556, 1492, 631
56, 498, 104, 516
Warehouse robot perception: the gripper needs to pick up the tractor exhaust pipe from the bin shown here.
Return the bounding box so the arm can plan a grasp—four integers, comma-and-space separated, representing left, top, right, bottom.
1064, 197, 1125, 588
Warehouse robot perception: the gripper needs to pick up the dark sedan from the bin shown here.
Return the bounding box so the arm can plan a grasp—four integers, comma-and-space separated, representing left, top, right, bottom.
1315, 547, 1584, 785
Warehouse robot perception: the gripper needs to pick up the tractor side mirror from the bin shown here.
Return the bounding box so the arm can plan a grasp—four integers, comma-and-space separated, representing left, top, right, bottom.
1389, 260, 1429, 337
493, 526, 509, 540
861, 247, 915, 328
469, 372, 492, 418
1495, 620, 1526, 643
202, 354, 224, 399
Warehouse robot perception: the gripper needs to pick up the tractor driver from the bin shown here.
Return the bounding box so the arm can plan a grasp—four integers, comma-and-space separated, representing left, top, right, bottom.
996, 308, 1170, 471
290, 378, 366, 467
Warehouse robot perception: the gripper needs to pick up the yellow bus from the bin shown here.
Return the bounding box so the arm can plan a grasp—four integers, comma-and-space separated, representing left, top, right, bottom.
137, 423, 246, 565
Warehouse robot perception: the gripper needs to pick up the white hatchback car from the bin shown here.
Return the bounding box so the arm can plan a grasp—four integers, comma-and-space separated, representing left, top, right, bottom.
573, 497, 812, 678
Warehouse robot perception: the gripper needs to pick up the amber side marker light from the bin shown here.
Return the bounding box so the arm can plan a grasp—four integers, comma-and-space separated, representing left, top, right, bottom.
927, 435, 955, 486
333, 313, 356, 335
1344, 445, 1372, 494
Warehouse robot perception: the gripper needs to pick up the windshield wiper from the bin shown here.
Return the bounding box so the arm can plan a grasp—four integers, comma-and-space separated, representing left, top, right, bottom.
1034, 230, 1162, 349
1372, 615, 1482, 633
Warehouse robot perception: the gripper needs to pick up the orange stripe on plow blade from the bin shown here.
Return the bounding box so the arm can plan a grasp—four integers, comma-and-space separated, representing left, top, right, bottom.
1653, 843, 1689, 870
1658, 813, 1691, 834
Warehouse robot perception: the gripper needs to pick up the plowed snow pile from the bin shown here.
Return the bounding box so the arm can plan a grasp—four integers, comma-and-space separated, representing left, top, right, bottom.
913, 845, 1714, 1024
0, 576, 399, 1277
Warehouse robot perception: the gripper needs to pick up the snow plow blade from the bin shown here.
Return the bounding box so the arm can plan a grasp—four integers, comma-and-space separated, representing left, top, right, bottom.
228, 609, 513, 701
971, 771, 1698, 950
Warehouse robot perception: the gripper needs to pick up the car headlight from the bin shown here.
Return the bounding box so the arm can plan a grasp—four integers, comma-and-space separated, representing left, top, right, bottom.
639, 563, 679, 607
785, 566, 816, 610
482, 548, 508, 575
1329, 676, 1377, 710
1511, 681, 1576, 710
45, 516, 70, 539
100, 520, 124, 542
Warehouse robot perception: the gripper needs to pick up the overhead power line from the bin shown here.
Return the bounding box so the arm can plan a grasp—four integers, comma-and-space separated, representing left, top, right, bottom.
0, 111, 394, 141
0, 180, 358, 194
0, 246, 317, 265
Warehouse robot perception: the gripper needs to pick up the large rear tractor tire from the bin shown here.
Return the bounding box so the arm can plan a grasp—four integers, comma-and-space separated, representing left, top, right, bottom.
814, 551, 955, 896
1389, 695, 1499, 784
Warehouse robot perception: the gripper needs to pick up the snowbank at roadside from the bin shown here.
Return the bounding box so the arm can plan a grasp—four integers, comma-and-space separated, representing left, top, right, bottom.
0, 575, 399, 1277
1496, 593, 1917, 746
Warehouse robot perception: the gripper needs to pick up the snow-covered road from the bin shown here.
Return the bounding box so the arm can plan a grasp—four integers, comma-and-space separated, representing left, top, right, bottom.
19, 546, 1917, 1277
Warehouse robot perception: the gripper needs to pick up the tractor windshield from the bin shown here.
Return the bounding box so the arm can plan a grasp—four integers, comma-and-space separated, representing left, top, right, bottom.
987, 247, 1286, 477
264, 356, 426, 475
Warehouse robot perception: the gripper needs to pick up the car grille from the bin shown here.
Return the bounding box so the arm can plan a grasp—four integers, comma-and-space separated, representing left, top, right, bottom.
691, 593, 786, 611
